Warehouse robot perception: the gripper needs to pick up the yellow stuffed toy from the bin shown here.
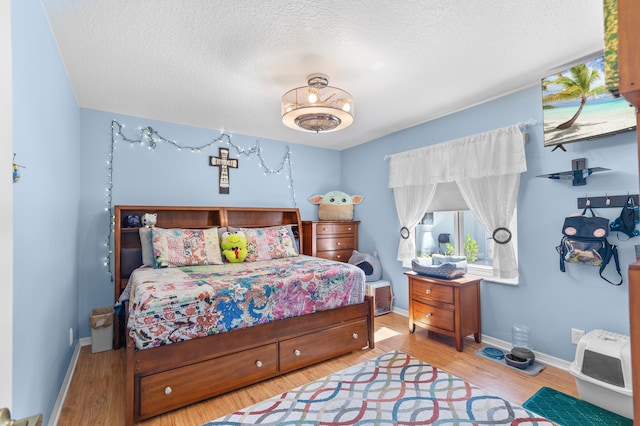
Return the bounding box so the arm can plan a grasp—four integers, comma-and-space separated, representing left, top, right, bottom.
221, 230, 248, 263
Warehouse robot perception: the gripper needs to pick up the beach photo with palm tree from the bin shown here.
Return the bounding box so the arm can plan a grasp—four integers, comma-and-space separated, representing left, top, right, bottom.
541, 56, 636, 148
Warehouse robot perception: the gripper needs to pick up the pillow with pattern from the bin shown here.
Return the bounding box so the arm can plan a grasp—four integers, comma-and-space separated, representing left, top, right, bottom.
231, 226, 299, 262
151, 227, 223, 267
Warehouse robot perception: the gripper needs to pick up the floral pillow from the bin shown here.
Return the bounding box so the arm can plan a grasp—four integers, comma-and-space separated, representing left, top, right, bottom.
151, 227, 223, 267
232, 226, 299, 262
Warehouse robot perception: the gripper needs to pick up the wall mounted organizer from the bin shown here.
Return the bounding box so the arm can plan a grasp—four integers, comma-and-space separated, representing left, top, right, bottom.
577, 194, 639, 209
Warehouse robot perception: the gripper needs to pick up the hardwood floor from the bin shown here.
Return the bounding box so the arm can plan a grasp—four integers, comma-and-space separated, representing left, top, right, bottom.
57, 312, 578, 425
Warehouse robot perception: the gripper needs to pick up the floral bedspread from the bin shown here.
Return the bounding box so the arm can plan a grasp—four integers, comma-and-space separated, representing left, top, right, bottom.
127, 255, 365, 350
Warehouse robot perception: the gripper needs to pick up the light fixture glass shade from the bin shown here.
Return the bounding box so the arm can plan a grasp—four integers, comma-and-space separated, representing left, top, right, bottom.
282, 73, 354, 133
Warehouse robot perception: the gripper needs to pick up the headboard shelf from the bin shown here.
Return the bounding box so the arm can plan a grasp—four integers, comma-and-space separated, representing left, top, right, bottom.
113, 205, 303, 304
224, 207, 301, 228
117, 206, 224, 229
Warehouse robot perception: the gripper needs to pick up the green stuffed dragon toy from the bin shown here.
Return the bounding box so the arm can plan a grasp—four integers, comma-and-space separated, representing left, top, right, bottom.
220, 230, 248, 263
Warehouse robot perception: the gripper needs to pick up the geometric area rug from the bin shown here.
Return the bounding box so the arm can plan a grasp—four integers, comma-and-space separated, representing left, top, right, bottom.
203, 350, 555, 425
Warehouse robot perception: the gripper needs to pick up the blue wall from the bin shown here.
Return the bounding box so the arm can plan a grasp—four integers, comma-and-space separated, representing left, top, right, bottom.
342, 85, 638, 362
77, 109, 343, 338
11, 0, 80, 422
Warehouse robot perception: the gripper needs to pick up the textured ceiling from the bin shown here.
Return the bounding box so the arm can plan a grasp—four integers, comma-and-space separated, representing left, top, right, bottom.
42, 0, 605, 150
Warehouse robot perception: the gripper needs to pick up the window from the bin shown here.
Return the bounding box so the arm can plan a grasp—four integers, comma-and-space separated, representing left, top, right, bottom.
415, 210, 518, 285
388, 126, 525, 279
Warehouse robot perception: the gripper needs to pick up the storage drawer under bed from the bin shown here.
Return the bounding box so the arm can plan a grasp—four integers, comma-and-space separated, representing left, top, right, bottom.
279, 318, 369, 373
137, 343, 277, 419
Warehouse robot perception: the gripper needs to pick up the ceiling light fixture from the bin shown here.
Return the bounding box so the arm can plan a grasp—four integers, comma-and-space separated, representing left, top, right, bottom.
281, 73, 354, 133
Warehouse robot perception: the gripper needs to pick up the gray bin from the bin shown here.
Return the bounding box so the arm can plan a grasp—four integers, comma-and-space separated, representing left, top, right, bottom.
90, 306, 114, 353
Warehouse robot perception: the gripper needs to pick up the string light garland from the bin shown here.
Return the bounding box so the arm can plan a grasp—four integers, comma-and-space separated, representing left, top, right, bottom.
104, 120, 297, 277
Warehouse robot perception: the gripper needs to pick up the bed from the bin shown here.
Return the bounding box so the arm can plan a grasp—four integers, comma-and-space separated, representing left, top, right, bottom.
113, 206, 375, 425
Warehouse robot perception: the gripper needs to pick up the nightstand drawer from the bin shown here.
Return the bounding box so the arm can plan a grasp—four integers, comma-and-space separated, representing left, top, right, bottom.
412, 301, 454, 332
412, 281, 454, 304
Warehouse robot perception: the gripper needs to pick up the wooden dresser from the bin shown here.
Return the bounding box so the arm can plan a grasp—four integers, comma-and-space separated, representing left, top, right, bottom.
302, 220, 359, 262
405, 272, 481, 352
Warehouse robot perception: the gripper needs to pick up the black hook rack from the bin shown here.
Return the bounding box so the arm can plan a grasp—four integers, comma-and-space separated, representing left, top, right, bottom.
577, 194, 639, 209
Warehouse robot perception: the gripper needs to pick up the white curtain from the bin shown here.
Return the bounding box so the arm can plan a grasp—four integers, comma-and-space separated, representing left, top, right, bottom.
388, 125, 526, 277
457, 174, 520, 278
393, 184, 437, 261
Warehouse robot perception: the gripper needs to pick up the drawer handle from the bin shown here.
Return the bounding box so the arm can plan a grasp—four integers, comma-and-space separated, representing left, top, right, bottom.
336, 242, 341, 246
348, 227, 352, 231
164, 386, 172, 395
294, 349, 301, 356
336, 255, 341, 259
352, 333, 359, 339
322, 227, 327, 231
426, 289, 432, 294
426, 313, 433, 318
255, 360, 263, 367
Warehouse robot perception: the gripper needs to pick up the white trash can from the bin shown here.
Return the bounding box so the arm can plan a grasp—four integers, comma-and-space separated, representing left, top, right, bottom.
90, 306, 114, 353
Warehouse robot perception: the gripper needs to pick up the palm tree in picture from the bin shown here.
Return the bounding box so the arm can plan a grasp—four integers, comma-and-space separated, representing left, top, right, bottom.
542, 63, 607, 130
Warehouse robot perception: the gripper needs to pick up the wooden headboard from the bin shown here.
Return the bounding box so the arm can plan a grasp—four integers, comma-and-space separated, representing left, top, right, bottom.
113, 205, 302, 303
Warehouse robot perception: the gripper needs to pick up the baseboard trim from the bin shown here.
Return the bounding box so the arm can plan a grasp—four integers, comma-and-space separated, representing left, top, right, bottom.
390, 307, 571, 372
391, 306, 408, 317
48, 341, 81, 426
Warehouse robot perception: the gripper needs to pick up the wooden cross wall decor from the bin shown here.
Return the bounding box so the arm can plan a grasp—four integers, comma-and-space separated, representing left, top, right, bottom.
209, 147, 239, 194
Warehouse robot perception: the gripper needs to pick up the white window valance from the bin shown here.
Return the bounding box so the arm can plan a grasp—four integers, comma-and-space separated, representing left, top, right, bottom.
388, 125, 527, 279
388, 125, 527, 188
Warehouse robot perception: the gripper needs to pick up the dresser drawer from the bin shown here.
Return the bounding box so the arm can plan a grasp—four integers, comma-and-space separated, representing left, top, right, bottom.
412, 301, 454, 332
315, 223, 357, 235
316, 249, 354, 262
316, 236, 355, 252
412, 280, 454, 304
138, 343, 277, 418
279, 318, 368, 372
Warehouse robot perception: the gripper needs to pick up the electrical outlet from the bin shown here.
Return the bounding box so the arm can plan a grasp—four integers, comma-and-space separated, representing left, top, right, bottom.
571, 328, 585, 344
69, 328, 74, 347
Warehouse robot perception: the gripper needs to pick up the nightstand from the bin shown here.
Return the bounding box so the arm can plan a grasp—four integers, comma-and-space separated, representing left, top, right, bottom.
405, 271, 481, 352
302, 220, 359, 262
